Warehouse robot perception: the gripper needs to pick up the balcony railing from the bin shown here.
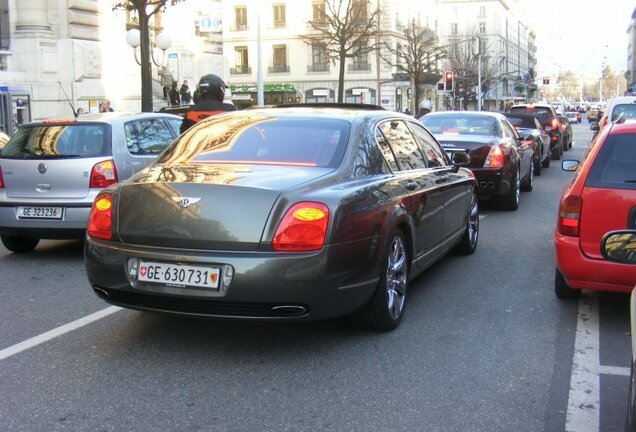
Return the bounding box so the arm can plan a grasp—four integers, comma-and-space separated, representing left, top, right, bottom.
307, 63, 330, 72
230, 24, 249, 32
230, 66, 251, 75
268, 65, 290, 73
348, 62, 371, 72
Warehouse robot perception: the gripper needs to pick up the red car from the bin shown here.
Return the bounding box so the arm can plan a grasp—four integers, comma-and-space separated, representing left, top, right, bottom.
554, 119, 636, 297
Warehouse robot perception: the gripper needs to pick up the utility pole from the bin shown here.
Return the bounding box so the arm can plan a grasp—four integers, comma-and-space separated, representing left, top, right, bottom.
475, 37, 482, 111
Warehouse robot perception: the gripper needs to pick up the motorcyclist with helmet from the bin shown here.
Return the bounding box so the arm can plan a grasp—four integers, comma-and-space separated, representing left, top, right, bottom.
180, 73, 236, 133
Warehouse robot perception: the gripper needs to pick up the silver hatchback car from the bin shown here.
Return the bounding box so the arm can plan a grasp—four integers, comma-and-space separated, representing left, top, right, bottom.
0, 112, 182, 252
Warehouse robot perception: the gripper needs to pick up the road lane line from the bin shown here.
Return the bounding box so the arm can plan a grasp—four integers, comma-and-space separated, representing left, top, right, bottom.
0, 306, 121, 361
566, 293, 600, 432
598, 365, 630, 377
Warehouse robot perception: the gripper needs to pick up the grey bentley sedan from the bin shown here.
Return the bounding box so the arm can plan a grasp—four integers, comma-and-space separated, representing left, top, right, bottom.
84, 106, 479, 330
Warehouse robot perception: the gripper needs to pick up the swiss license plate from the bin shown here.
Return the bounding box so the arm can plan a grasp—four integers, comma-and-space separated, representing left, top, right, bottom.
17, 206, 63, 219
138, 260, 220, 289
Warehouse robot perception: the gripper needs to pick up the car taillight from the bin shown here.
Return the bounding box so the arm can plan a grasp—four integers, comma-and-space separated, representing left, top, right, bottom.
87, 193, 113, 240
90, 160, 118, 188
561, 124, 567, 131
551, 118, 559, 129
484, 146, 504, 168
557, 196, 582, 237
0, 166, 4, 189
272, 202, 329, 251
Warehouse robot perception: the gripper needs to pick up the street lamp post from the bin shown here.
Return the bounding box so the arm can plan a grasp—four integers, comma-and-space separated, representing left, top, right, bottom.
126, 26, 171, 112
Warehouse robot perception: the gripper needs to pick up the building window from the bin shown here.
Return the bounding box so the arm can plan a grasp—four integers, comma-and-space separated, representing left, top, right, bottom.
312, 1, 326, 22
273, 4, 286, 28
479, 5, 486, 17
310, 43, 329, 71
451, 23, 458, 35
0, 0, 9, 51
270, 44, 289, 73
350, 41, 370, 71
232, 46, 250, 74
479, 22, 486, 34
235, 6, 248, 31
352, 0, 367, 21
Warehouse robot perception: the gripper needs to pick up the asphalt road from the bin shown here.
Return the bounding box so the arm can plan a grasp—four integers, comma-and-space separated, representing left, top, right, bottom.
0, 119, 630, 432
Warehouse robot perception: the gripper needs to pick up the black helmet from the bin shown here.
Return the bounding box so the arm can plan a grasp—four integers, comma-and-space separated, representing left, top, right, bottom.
198, 73, 227, 101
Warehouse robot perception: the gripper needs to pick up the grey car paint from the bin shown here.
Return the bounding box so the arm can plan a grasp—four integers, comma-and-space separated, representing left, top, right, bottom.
85, 108, 477, 325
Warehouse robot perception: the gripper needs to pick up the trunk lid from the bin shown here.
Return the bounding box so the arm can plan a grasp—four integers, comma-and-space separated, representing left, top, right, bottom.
433, 135, 498, 168
116, 164, 333, 251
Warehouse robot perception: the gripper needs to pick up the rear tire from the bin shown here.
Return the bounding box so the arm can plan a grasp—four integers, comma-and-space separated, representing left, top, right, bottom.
542, 149, 551, 168
454, 190, 479, 255
1, 235, 39, 253
499, 167, 520, 211
359, 231, 409, 331
534, 150, 543, 176
554, 268, 580, 299
521, 160, 534, 192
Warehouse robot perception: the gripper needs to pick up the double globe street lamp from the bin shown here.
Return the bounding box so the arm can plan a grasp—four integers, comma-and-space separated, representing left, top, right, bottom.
125, 28, 172, 112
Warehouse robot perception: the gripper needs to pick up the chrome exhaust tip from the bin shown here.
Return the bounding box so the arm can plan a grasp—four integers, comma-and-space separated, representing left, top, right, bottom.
270, 305, 307, 316
93, 286, 111, 299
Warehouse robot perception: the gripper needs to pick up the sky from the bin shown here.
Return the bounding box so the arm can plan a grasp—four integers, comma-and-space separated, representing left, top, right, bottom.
519, 0, 635, 81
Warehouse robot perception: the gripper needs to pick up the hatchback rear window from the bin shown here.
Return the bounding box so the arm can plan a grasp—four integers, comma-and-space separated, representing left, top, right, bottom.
505, 116, 537, 129
0, 124, 109, 159
509, 107, 553, 124
159, 116, 350, 168
586, 133, 636, 190
611, 104, 636, 122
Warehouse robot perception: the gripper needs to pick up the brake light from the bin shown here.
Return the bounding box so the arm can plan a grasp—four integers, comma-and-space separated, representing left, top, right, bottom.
557, 196, 582, 237
551, 118, 559, 129
0, 166, 4, 189
484, 146, 504, 168
272, 202, 329, 251
87, 193, 113, 240
89, 160, 118, 188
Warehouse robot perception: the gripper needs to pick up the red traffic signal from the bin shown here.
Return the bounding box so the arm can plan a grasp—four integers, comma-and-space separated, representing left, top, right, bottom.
444, 71, 454, 92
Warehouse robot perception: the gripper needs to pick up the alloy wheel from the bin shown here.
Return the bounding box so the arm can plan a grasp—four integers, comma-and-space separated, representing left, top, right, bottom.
385, 235, 407, 320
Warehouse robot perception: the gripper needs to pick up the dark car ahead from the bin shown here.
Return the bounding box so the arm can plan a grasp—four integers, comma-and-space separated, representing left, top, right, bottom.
509, 104, 564, 160
84, 107, 479, 331
503, 112, 551, 175
420, 111, 533, 211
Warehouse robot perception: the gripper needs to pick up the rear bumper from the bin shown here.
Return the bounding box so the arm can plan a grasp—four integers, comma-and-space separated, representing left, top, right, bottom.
84, 236, 382, 321
554, 231, 636, 293
0, 204, 91, 239
469, 167, 513, 200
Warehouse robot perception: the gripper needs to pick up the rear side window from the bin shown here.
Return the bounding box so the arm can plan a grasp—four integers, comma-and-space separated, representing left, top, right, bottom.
159, 116, 350, 168
586, 133, 636, 190
125, 118, 175, 155
611, 104, 636, 122
509, 107, 553, 124
1, 124, 109, 159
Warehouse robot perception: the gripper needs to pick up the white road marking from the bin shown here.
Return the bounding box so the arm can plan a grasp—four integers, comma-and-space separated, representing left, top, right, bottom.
566, 292, 630, 431
0, 306, 121, 361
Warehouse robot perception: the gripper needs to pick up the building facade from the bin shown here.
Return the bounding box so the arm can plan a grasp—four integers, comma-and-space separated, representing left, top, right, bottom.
0, 0, 224, 131
628, 6, 636, 94
437, 0, 537, 110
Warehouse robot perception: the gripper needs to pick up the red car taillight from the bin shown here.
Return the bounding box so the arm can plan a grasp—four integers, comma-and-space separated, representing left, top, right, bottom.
272, 202, 329, 251
484, 146, 504, 168
557, 196, 582, 237
551, 118, 559, 129
0, 166, 4, 189
87, 193, 113, 240
90, 160, 118, 188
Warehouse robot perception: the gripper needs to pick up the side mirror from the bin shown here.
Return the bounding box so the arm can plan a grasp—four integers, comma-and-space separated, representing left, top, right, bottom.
451, 151, 470, 167
601, 230, 636, 264
561, 160, 579, 172
590, 123, 600, 132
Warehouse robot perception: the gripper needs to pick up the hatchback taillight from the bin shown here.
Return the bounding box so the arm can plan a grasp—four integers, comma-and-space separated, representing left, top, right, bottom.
272, 202, 329, 251
87, 193, 113, 240
551, 118, 559, 129
484, 146, 504, 168
90, 160, 118, 188
557, 196, 582, 237
0, 166, 4, 189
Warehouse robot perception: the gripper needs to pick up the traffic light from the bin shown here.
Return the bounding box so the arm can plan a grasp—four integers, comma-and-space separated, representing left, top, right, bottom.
542, 77, 550, 85
444, 71, 454, 92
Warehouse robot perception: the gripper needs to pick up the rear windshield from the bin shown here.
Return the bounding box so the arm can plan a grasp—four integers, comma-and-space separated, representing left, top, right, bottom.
586, 133, 636, 190
158, 116, 350, 168
509, 107, 554, 124
611, 104, 636, 122
421, 115, 500, 137
505, 116, 536, 129
1, 123, 109, 159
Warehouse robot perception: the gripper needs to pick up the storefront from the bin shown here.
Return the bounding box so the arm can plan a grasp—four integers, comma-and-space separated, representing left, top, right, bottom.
229, 83, 301, 108
305, 88, 335, 103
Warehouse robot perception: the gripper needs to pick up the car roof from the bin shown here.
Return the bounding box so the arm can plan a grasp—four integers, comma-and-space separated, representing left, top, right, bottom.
607, 119, 636, 134
204, 106, 404, 122
25, 112, 182, 126
422, 111, 507, 120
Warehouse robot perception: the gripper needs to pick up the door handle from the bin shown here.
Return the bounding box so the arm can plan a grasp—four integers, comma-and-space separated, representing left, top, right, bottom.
405, 181, 418, 190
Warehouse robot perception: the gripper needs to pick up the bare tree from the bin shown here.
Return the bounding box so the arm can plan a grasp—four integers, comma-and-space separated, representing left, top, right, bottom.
446, 37, 499, 109
303, 0, 380, 102
381, 19, 446, 111
557, 71, 579, 101
113, 0, 184, 112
